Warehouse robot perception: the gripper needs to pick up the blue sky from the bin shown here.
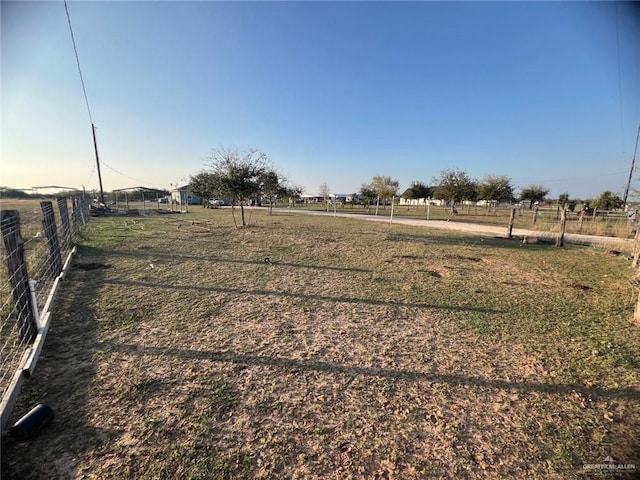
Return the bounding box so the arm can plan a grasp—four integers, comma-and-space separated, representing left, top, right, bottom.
2, 1, 639, 199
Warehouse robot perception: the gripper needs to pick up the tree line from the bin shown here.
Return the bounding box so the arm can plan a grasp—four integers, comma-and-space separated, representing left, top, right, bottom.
186, 147, 628, 227
357, 170, 530, 207
353, 169, 624, 212
0, 186, 171, 202
0, 187, 88, 199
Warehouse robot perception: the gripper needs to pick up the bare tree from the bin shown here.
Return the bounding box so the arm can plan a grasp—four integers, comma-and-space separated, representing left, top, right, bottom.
319, 182, 331, 211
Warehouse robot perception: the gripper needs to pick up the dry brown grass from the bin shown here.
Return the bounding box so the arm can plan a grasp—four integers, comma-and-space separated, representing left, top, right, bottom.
297, 202, 637, 239
1, 208, 639, 479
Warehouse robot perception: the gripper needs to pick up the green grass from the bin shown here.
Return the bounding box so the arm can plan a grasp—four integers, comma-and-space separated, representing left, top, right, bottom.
2, 207, 639, 479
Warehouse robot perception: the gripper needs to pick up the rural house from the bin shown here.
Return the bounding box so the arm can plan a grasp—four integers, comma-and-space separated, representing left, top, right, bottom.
171, 185, 201, 205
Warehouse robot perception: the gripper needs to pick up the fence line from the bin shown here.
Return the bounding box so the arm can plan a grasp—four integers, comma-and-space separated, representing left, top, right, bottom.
0, 196, 91, 430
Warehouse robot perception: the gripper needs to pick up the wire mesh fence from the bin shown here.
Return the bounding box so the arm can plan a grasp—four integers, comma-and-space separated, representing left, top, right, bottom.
0, 196, 91, 426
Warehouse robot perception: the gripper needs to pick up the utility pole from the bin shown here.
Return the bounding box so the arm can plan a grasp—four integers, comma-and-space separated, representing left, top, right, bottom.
92, 123, 105, 206
623, 123, 640, 206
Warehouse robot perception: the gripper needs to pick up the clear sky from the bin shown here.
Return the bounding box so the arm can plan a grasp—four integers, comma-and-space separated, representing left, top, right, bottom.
2, 1, 639, 199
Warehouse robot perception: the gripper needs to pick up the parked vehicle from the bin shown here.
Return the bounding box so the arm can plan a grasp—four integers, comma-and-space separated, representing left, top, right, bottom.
208, 198, 229, 206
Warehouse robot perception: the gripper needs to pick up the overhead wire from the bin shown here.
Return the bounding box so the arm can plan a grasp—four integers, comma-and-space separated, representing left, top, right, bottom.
85, 165, 95, 186
64, 2, 167, 191
532, 170, 629, 184
615, 1, 628, 163
64, 0, 93, 125
520, 171, 630, 197
632, 123, 640, 168
100, 160, 168, 188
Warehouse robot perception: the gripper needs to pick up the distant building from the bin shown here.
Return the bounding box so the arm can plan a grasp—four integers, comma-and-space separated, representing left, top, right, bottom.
300, 194, 325, 204
330, 193, 351, 204
300, 193, 360, 204
171, 185, 201, 205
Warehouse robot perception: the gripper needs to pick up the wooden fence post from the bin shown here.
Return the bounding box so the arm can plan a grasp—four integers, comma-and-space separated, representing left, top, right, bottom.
532, 205, 539, 226
40, 201, 62, 277
506, 206, 516, 238
83, 196, 91, 219
56, 197, 72, 248
77, 196, 86, 226
578, 210, 585, 233
632, 226, 640, 268
71, 197, 78, 230
556, 208, 567, 247
73, 195, 89, 229
0, 211, 37, 343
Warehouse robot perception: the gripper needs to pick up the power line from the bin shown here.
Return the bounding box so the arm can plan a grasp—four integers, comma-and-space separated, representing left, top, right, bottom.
64, 0, 93, 125
525, 170, 628, 185
85, 165, 95, 186
64, 2, 109, 204
624, 123, 640, 204
62, 4, 164, 195
64, 0, 107, 204
100, 159, 168, 188
633, 123, 640, 165
615, 2, 627, 162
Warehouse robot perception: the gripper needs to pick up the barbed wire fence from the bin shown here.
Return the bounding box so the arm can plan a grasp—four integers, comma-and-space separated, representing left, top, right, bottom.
0, 195, 91, 429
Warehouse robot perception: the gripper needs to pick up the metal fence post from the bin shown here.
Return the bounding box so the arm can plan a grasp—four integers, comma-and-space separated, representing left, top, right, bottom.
57, 197, 72, 249
71, 196, 82, 232
40, 201, 62, 277
83, 197, 90, 220
0, 211, 37, 343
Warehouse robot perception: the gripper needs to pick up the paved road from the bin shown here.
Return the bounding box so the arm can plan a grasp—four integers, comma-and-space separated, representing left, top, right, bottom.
267, 207, 634, 252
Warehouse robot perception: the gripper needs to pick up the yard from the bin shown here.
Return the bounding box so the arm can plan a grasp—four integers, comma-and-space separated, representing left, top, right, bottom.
1, 207, 639, 479
293, 201, 636, 239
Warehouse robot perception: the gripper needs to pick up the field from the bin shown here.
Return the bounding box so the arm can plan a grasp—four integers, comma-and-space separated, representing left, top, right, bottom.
95, 196, 636, 239
0, 199, 54, 239
293, 202, 636, 239
2, 207, 640, 479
